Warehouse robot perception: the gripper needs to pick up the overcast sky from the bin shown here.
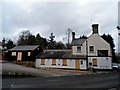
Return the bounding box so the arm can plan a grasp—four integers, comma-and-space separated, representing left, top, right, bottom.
1, 0, 119, 52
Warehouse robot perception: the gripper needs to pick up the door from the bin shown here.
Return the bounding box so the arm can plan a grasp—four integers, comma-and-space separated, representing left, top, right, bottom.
80, 60, 87, 70
75, 59, 80, 69
17, 52, 22, 61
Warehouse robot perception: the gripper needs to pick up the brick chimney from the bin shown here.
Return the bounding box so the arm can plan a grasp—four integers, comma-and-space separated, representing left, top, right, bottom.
92, 24, 99, 34
72, 32, 75, 41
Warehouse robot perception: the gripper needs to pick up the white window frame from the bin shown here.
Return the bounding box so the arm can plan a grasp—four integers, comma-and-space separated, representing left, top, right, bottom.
89, 46, 94, 53
12, 52, 16, 56
77, 46, 81, 53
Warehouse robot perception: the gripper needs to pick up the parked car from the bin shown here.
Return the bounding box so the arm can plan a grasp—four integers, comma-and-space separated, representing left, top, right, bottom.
118, 63, 120, 69
112, 63, 119, 70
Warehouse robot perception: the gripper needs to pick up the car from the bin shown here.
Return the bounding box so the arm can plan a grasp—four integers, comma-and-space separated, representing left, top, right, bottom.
112, 63, 119, 70
118, 63, 120, 69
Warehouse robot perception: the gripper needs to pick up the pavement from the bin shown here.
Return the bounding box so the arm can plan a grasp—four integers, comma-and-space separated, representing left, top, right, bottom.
1, 61, 113, 77
2, 62, 89, 77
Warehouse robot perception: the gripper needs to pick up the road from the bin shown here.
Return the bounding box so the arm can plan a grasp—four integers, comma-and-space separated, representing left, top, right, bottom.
2, 62, 112, 77
2, 62, 84, 77
2, 72, 120, 89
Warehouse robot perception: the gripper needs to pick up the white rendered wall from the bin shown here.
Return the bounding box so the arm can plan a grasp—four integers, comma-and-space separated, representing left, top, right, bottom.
88, 57, 112, 69
87, 34, 112, 56
35, 59, 87, 70
72, 41, 86, 55
35, 59, 75, 69
72, 34, 111, 57
0, 46, 2, 49
80, 59, 87, 70
118, 30, 120, 53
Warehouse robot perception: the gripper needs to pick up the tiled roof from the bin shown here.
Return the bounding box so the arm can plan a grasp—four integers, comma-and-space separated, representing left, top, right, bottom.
9, 45, 39, 51
71, 38, 87, 46
36, 50, 86, 59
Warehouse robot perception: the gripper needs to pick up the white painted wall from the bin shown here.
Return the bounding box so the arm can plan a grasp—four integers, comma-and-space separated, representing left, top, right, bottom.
67, 59, 75, 69
88, 57, 112, 69
80, 59, 87, 70
118, 30, 120, 53
87, 34, 112, 56
72, 41, 86, 55
35, 59, 40, 67
72, 34, 112, 57
0, 46, 2, 49
35, 59, 87, 70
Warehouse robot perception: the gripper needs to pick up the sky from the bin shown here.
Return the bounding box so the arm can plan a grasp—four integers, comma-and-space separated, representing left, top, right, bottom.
0, 0, 119, 52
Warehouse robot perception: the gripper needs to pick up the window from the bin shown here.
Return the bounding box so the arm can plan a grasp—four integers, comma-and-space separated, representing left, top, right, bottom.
98, 50, 108, 56
89, 46, 94, 53
41, 59, 45, 65
81, 60, 83, 65
12, 52, 16, 56
62, 59, 67, 66
92, 58, 97, 66
28, 52, 31, 56
52, 59, 56, 65
77, 46, 81, 53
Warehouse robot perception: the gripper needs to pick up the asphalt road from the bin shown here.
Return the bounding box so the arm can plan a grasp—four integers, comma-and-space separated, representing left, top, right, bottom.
2, 72, 120, 89
2, 62, 83, 77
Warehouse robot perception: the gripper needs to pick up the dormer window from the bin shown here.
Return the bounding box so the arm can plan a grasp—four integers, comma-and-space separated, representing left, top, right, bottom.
89, 46, 94, 53
77, 46, 81, 53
